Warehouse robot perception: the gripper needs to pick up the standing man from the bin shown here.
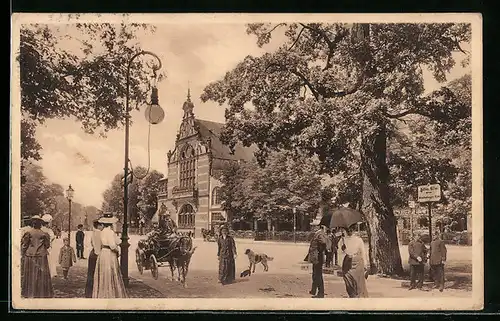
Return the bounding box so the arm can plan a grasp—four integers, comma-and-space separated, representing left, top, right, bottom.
307, 223, 328, 298
429, 233, 447, 292
325, 229, 334, 268
408, 233, 428, 290
75, 224, 85, 259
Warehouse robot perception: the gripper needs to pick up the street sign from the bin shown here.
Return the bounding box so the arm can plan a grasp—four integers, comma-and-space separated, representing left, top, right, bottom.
417, 184, 441, 203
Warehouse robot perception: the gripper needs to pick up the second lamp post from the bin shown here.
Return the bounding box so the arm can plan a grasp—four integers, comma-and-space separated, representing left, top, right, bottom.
66, 184, 74, 245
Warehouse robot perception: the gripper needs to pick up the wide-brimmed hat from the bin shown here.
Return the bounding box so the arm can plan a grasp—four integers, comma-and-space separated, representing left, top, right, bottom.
98, 213, 118, 224
41, 214, 53, 223
31, 215, 44, 222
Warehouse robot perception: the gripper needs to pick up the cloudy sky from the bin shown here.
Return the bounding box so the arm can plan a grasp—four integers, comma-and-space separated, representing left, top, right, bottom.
32, 23, 469, 208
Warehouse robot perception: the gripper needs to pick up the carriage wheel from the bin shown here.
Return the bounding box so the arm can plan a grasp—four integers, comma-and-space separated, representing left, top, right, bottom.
135, 249, 144, 274
150, 255, 159, 280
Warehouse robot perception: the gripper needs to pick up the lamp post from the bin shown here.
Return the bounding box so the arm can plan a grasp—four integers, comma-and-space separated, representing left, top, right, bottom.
292, 207, 297, 243
121, 51, 163, 287
65, 185, 74, 245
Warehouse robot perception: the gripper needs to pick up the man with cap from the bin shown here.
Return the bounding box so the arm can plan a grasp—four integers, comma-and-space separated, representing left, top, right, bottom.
408, 232, 428, 290
429, 232, 447, 292
76, 224, 86, 259
307, 222, 329, 298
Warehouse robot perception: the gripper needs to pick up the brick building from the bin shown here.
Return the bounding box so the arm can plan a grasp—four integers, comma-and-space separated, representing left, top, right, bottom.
155, 90, 255, 237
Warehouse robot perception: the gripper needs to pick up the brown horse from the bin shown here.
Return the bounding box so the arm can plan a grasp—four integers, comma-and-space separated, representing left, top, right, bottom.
167, 236, 197, 287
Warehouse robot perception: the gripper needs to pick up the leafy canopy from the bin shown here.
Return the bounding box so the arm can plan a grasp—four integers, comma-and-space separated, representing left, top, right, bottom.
19, 23, 161, 161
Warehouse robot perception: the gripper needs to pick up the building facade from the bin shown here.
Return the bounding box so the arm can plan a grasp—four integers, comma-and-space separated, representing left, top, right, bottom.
156, 90, 254, 237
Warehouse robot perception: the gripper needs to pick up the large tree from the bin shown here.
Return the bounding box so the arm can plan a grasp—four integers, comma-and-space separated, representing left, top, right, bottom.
19, 22, 161, 162
201, 23, 471, 275
101, 166, 164, 223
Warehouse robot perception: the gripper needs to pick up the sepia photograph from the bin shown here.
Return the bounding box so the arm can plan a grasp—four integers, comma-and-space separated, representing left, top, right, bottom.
10, 13, 483, 310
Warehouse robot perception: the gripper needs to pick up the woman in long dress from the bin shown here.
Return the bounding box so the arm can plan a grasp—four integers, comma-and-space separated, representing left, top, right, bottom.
21, 215, 54, 298
92, 214, 127, 298
217, 225, 237, 285
41, 214, 58, 278
341, 223, 369, 298
85, 219, 103, 297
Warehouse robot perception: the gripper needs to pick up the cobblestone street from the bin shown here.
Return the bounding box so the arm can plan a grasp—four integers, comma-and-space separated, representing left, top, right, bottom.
50, 232, 472, 298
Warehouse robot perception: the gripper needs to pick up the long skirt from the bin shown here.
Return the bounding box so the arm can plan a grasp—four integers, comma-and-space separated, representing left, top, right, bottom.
47, 249, 57, 278
85, 250, 98, 298
92, 248, 128, 298
218, 257, 235, 285
22, 255, 54, 298
342, 254, 368, 298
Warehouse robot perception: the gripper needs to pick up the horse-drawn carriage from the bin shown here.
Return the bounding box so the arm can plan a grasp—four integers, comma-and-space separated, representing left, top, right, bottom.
135, 231, 196, 286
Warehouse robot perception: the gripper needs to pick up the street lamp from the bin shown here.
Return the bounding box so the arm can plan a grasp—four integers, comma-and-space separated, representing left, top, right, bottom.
65, 184, 74, 245
121, 51, 163, 287
408, 195, 416, 238
292, 207, 297, 243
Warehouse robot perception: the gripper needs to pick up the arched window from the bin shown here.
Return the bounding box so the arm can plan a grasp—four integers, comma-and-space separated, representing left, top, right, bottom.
212, 187, 221, 205
178, 204, 195, 228
179, 144, 196, 189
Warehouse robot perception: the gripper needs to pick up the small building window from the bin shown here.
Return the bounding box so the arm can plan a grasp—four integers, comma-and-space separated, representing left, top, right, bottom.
212, 187, 221, 205
178, 204, 195, 228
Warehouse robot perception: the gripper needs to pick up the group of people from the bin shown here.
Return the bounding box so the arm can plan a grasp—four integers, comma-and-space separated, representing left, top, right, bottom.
20, 212, 128, 298
306, 222, 369, 299
408, 232, 448, 292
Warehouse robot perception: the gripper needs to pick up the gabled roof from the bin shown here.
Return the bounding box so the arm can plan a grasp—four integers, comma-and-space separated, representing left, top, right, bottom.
195, 118, 256, 162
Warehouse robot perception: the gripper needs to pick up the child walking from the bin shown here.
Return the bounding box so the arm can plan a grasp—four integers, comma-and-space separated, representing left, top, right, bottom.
59, 238, 77, 279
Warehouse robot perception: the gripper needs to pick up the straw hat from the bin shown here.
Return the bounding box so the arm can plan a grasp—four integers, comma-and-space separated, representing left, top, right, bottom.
31, 215, 44, 222
41, 214, 53, 223
219, 224, 229, 233
98, 213, 118, 224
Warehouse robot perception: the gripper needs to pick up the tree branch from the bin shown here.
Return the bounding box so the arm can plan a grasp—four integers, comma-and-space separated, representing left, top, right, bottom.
384, 109, 416, 119
288, 27, 304, 51
265, 63, 320, 101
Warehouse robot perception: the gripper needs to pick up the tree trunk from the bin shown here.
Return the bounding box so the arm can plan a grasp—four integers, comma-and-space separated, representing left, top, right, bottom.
360, 123, 403, 276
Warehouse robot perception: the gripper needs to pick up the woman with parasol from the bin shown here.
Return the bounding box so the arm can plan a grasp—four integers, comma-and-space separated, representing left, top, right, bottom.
320, 207, 369, 298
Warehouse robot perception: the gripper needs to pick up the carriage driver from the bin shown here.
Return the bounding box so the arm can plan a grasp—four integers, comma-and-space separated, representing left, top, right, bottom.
162, 213, 178, 235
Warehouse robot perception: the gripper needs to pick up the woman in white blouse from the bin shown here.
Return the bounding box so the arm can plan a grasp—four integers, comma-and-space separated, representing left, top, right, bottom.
92, 214, 127, 298
340, 223, 369, 298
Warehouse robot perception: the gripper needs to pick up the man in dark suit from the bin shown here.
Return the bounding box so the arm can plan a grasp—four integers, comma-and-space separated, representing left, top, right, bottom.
408, 233, 428, 290
307, 224, 328, 298
75, 224, 85, 259
429, 233, 447, 292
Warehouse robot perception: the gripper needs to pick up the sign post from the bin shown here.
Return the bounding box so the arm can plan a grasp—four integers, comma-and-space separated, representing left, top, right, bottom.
408, 198, 416, 238
417, 184, 441, 241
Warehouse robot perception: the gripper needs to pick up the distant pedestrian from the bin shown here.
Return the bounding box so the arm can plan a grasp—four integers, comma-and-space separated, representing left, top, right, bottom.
92, 213, 128, 298
21, 215, 53, 298
307, 223, 328, 298
85, 219, 104, 298
76, 224, 86, 259
217, 225, 237, 285
325, 229, 334, 268
341, 224, 369, 298
429, 233, 447, 292
408, 233, 428, 290
332, 231, 341, 266
59, 238, 77, 279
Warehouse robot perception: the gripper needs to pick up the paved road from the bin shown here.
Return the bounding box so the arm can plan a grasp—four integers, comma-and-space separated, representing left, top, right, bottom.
52, 232, 472, 298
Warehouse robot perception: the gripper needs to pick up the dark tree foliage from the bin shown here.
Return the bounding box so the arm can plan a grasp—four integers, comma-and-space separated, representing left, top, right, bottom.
202, 23, 471, 275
